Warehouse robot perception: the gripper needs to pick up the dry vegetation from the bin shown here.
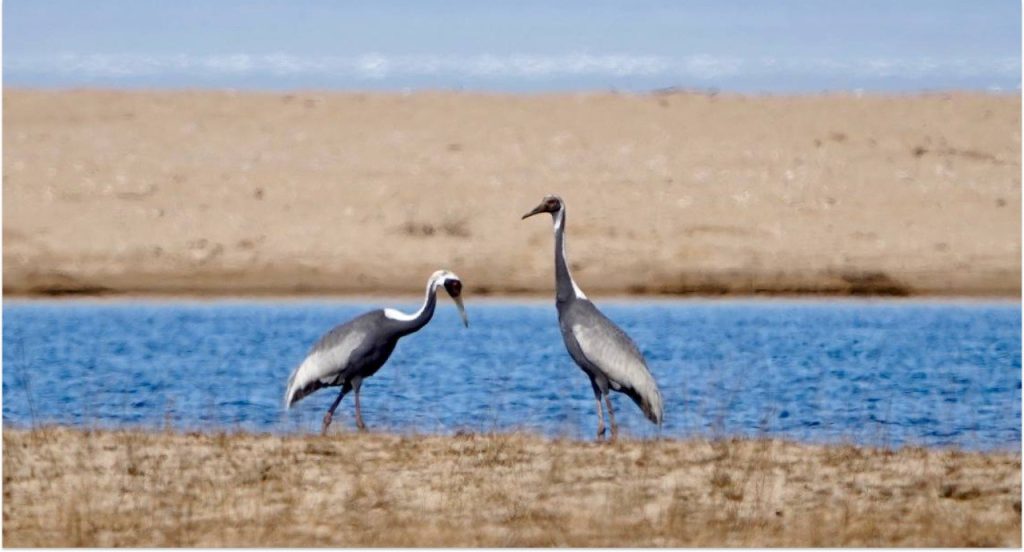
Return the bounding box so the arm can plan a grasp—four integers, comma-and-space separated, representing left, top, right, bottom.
3, 427, 1020, 547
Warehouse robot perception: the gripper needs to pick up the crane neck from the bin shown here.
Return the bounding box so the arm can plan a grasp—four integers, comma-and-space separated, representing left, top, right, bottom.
385, 277, 439, 335
553, 207, 586, 304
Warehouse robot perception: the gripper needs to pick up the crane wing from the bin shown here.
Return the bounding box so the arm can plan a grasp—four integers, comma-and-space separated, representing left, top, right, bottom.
570, 310, 663, 425
284, 326, 367, 408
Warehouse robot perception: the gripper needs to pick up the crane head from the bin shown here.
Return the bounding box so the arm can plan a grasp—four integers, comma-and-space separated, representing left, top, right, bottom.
521, 195, 563, 219
433, 270, 469, 328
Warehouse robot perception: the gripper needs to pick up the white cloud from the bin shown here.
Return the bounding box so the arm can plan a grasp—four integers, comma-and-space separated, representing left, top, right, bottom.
6, 52, 1021, 82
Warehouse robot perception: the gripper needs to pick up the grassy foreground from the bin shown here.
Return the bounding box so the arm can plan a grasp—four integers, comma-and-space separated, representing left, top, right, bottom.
3, 427, 1020, 547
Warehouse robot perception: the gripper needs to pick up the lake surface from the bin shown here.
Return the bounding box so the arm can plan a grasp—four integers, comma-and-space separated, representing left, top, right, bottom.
3, 298, 1020, 450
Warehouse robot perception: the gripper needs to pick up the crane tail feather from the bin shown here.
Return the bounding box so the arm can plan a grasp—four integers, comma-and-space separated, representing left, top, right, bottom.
639, 398, 663, 426
623, 385, 664, 426
284, 377, 324, 409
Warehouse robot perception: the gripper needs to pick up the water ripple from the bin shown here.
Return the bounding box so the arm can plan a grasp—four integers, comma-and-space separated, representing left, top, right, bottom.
2, 299, 1020, 450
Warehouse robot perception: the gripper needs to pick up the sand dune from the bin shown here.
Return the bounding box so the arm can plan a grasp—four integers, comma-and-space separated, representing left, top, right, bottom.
3, 89, 1019, 297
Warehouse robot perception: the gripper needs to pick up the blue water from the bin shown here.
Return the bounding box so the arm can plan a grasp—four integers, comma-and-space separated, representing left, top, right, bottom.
2, 299, 1020, 450
4, 0, 1020, 93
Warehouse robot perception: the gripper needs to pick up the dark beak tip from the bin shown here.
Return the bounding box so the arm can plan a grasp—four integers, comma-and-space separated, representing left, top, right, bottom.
522, 207, 544, 220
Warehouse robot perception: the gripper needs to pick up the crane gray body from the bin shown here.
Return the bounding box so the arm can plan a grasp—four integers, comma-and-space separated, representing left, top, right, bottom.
284, 309, 410, 407
524, 195, 663, 439
557, 297, 662, 424
284, 270, 467, 433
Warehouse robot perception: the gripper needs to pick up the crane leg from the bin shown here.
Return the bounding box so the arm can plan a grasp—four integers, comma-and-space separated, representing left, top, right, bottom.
604, 394, 618, 441
353, 378, 367, 432
590, 380, 606, 441
322, 383, 350, 435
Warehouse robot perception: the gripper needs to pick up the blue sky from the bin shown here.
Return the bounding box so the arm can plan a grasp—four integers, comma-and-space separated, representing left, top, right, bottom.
4, 0, 1021, 92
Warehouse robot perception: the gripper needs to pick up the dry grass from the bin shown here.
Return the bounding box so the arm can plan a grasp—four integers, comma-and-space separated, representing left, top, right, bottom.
2, 427, 1020, 547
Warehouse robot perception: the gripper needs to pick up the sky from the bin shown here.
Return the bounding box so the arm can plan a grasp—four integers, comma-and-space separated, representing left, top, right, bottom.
4, 0, 1021, 92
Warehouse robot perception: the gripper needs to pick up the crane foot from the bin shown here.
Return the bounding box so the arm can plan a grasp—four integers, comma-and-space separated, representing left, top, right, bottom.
321, 412, 333, 435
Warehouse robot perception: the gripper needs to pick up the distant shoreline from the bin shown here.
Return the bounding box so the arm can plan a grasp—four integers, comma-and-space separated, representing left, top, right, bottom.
3, 288, 1021, 301
6, 85, 1021, 97
3, 291, 1022, 303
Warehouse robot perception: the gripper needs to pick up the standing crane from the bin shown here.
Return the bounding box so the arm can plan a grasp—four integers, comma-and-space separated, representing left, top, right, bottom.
284, 270, 468, 434
522, 195, 663, 440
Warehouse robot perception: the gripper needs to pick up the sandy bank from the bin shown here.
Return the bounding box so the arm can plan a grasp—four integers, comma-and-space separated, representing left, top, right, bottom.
2, 427, 1020, 546
3, 90, 1020, 297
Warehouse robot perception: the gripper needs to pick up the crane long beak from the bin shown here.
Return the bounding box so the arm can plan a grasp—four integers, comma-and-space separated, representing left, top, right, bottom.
521, 204, 546, 219
452, 295, 469, 327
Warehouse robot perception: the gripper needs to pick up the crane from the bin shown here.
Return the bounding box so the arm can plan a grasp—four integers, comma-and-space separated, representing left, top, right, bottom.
284, 270, 468, 433
523, 195, 663, 440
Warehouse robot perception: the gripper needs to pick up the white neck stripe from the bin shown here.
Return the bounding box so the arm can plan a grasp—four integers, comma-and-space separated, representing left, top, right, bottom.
384, 275, 441, 321
553, 206, 586, 299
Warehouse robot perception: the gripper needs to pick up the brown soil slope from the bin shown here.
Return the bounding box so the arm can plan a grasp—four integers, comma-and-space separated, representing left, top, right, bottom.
4, 90, 1020, 296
